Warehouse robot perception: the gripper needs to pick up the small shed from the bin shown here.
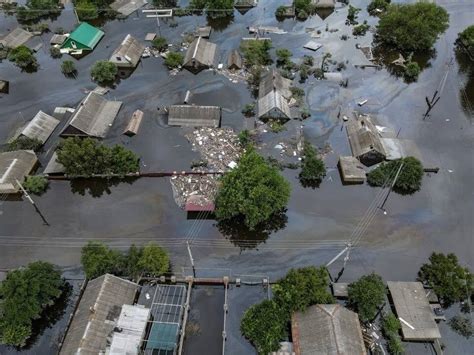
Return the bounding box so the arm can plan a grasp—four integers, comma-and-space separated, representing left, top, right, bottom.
50, 34, 67, 46
291, 304, 366, 355
387, 282, 442, 341
196, 26, 211, 39
346, 115, 386, 166
123, 110, 143, 136
0, 27, 33, 49
109, 34, 145, 69
145, 33, 156, 41
0, 80, 8, 94
331, 282, 349, 298
110, 0, 148, 17
20, 110, 60, 144
183, 37, 218, 74
185, 195, 215, 212
258, 69, 292, 100
168, 105, 221, 127
61, 22, 104, 53
227, 50, 242, 70
0, 150, 38, 194
43, 152, 65, 176
338, 156, 366, 184
257, 90, 291, 120
303, 41, 323, 51
61, 92, 122, 138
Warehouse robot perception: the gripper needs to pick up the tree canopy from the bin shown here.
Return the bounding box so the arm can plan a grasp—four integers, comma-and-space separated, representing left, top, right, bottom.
367, 0, 390, 16
0, 262, 64, 346
273, 266, 334, 315
240, 40, 272, 67
152, 37, 168, 52
135, 242, 170, 277
164, 51, 184, 69
16, 0, 61, 22
56, 137, 139, 177
299, 142, 326, 187
375, 2, 449, 52
215, 148, 290, 230
90, 60, 118, 85
7, 136, 42, 152
23, 175, 49, 195
81, 241, 126, 279
418, 252, 472, 306
8, 46, 38, 70
348, 273, 386, 323
456, 25, 474, 52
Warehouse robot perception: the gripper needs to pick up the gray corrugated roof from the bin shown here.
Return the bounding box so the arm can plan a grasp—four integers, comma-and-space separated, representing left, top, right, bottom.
168, 105, 221, 127
312, 0, 336, 8
110, 0, 148, 16
387, 282, 441, 341
110, 34, 145, 68
258, 69, 292, 99
43, 152, 65, 175
60, 274, 139, 355
227, 50, 242, 69
292, 304, 366, 355
20, 110, 60, 144
257, 90, 291, 119
0, 27, 33, 48
346, 115, 386, 160
50, 34, 67, 45
183, 37, 218, 71
0, 150, 37, 194
62, 92, 122, 138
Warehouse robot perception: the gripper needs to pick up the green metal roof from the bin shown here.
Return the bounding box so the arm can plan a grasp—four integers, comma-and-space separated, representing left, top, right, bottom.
65, 22, 104, 50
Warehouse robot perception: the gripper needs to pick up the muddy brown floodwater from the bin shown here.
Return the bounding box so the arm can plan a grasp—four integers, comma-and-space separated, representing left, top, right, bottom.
0, 0, 473, 354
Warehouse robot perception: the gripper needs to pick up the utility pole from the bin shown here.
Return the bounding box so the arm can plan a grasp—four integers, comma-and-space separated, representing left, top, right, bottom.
379, 162, 404, 214
16, 179, 49, 226
186, 241, 196, 278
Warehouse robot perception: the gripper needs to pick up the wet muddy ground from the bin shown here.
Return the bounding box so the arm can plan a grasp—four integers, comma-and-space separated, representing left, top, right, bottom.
1, 0, 473, 353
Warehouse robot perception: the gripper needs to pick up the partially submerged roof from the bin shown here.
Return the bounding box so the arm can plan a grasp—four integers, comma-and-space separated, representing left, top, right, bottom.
196, 26, 211, 38
123, 109, 143, 136
227, 49, 243, 70
311, 0, 336, 8
110, 0, 148, 16
183, 37, 218, 72
20, 110, 60, 144
387, 281, 441, 341
257, 90, 291, 119
0, 150, 37, 194
303, 41, 323, 51
61, 92, 122, 138
59, 274, 139, 355
50, 34, 67, 45
168, 105, 221, 127
185, 194, 215, 212
110, 34, 145, 67
43, 152, 65, 175
338, 156, 366, 183
61, 22, 104, 50
292, 304, 366, 355
258, 69, 292, 99
0, 27, 33, 48
346, 115, 386, 163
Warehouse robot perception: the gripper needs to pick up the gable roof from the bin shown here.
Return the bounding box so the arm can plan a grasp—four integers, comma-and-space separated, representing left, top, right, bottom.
183, 37, 217, 70
0, 27, 33, 48
20, 111, 60, 144
110, 34, 145, 67
62, 92, 122, 138
258, 69, 292, 99
168, 105, 221, 127
292, 304, 366, 355
110, 0, 148, 16
227, 49, 242, 69
59, 274, 139, 355
0, 150, 37, 194
346, 115, 386, 160
257, 90, 291, 119
62, 22, 104, 50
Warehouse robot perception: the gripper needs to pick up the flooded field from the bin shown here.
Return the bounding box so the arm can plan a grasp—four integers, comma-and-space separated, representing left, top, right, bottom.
1, 0, 473, 353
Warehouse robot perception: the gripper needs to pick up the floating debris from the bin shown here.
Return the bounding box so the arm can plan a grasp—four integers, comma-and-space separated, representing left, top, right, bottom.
170, 174, 219, 209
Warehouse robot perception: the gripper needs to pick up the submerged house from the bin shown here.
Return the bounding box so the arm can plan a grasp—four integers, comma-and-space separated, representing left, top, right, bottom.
0, 150, 37, 194
61, 22, 104, 55
168, 105, 221, 127
61, 92, 122, 138
109, 34, 145, 70
19, 110, 60, 144
110, 0, 148, 17
183, 37, 218, 74
257, 69, 292, 120
0, 27, 33, 49
258, 69, 292, 100
346, 115, 386, 166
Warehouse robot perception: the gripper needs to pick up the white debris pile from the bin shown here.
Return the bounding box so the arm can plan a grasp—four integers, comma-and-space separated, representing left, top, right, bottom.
186, 128, 242, 172
170, 174, 219, 209
142, 46, 161, 58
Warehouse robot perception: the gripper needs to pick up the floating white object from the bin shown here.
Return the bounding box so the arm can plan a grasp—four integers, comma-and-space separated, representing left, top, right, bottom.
358, 99, 368, 106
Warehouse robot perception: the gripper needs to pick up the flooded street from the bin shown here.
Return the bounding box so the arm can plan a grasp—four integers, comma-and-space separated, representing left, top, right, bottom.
1, 0, 473, 353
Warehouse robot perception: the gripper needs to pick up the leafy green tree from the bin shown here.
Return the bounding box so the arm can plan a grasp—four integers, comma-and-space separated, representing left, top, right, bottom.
0, 261, 64, 346
348, 273, 386, 323
273, 266, 334, 315
61, 60, 76, 76
240, 300, 287, 355
205, 0, 233, 17
81, 241, 126, 279
418, 253, 473, 306
240, 40, 272, 67
404, 61, 421, 82
8, 46, 38, 70
152, 37, 168, 52
299, 142, 326, 187
135, 242, 170, 277
375, 2, 449, 52
76, 0, 99, 20
382, 312, 401, 336
449, 315, 473, 338
215, 148, 290, 229
16, 0, 61, 22
23, 175, 49, 195
387, 336, 404, 355
164, 51, 184, 69
275, 6, 287, 19
456, 25, 474, 52
56, 137, 139, 177
276, 48, 292, 68
353, 23, 370, 36
7, 136, 42, 152
90, 60, 118, 85
367, 0, 390, 16
367, 157, 424, 194
241, 103, 255, 117
347, 5, 361, 24
50, 46, 62, 58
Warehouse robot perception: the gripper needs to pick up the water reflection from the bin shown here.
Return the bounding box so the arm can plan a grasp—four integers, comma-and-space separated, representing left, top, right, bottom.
69, 177, 138, 197
206, 14, 233, 32
216, 209, 288, 250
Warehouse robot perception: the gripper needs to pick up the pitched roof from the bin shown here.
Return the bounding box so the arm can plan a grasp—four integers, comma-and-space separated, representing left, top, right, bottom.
59, 274, 139, 355
258, 69, 292, 99
183, 37, 217, 70
62, 92, 122, 138
63, 22, 104, 49
292, 304, 367, 355
338, 156, 366, 183
50, 34, 67, 45
0, 150, 37, 194
20, 111, 60, 144
110, 34, 145, 67
110, 0, 148, 16
0, 27, 33, 48
227, 49, 242, 69
387, 282, 441, 341
257, 90, 291, 119
346, 115, 386, 160
168, 105, 221, 127
43, 152, 65, 175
